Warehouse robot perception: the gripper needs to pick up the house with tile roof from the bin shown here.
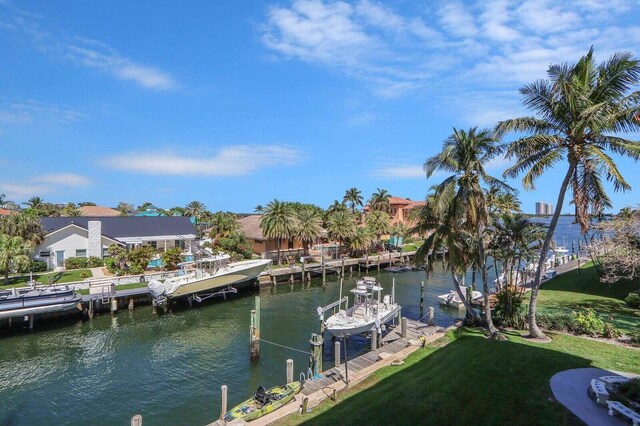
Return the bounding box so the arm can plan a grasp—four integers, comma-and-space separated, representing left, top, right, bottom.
34, 216, 197, 270
363, 196, 426, 226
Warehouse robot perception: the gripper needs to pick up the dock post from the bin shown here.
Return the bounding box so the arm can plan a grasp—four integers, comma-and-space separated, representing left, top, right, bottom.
301, 259, 305, 283
290, 274, 294, 284
220, 385, 228, 420
370, 329, 378, 350
420, 281, 424, 311
309, 333, 323, 376
427, 307, 434, 326
300, 397, 309, 414
110, 298, 118, 313
377, 254, 380, 272
131, 414, 143, 426
401, 317, 407, 338
334, 341, 340, 367
128, 298, 134, 310
341, 258, 345, 277
286, 359, 294, 384
88, 299, 94, 318
28, 314, 34, 330
349, 265, 353, 275
250, 296, 261, 359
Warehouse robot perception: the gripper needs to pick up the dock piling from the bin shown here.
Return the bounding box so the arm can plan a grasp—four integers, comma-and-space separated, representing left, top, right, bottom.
401, 317, 407, 338
131, 414, 143, 426
370, 329, 378, 350
128, 298, 134, 310
334, 341, 340, 367
420, 281, 424, 311
28, 314, 34, 330
286, 359, 294, 384
220, 385, 228, 420
427, 307, 434, 326
309, 333, 323, 376
250, 296, 261, 359
300, 397, 309, 414
110, 298, 118, 313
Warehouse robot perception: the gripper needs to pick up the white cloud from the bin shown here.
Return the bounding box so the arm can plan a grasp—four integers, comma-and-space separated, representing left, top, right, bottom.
104, 145, 303, 177
0, 4, 177, 90
515, 0, 581, 35
33, 173, 91, 187
371, 165, 425, 179
0, 182, 47, 199
0, 99, 84, 125
438, 1, 478, 38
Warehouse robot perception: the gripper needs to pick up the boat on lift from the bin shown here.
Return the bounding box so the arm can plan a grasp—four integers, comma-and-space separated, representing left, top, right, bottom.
147, 251, 271, 305
320, 277, 401, 336
437, 285, 483, 309
0, 285, 82, 319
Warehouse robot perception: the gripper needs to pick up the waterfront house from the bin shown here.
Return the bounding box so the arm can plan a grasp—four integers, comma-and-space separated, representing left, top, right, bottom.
78, 205, 121, 216
237, 215, 306, 259
362, 196, 426, 226
34, 216, 197, 270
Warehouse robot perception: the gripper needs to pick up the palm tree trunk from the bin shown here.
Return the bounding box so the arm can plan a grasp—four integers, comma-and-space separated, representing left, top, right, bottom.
477, 225, 498, 335
452, 268, 478, 317
493, 255, 500, 292
528, 162, 576, 339
276, 238, 282, 265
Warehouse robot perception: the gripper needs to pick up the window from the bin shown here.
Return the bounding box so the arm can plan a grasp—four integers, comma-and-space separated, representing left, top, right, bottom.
150, 241, 157, 249
391, 207, 397, 214
76, 249, 87, 257
102, 248, 110, 257
39, 251, 51, 258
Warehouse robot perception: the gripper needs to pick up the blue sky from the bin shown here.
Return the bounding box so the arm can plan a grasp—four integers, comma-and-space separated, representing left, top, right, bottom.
1, 0, 640, 214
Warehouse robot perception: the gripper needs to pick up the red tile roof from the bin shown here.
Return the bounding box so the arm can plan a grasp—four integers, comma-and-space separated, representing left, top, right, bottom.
0, 208, 12, 216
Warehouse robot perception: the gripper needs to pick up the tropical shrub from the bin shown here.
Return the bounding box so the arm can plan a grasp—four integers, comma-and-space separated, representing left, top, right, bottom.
105, 257, 117, 274
616, 378, 640, 405
629, 331, 640, 347
80, 271, 90, 279
624, 291, 640, 309
161, 247, 183, 271
126, 246, 155, 275
87, 257, 104, 268
494, 286, 526, 329
603, 322, 622, 339
536, 313, 577, 332
65, 257, 88, 270
573, 309, 606, 336
17, 260, 48, 273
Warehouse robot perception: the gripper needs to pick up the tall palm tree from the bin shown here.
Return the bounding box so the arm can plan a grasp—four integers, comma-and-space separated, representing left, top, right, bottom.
347, 226, 373, 256
496, 49, 640, 338
62, 202, 82, 217
208, 212, 240, 239
0, 235, 32, 285
343, 187, 364, 213
325, 210, 356, 257
0, 212, 45, 246
254, 205, 264, 213
260, 200, 296, 265
365, 210, 392, 248
137, 201, 154, 212
368, 188, 391, 212
295, 207, 323, 256
424, 127, 509, 336
22, 196, 45, 215
185, 201, 207, 223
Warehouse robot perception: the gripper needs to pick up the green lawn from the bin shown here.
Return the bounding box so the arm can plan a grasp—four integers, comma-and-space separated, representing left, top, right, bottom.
0, 269, 93, 290
536, 262, 640, 332
278, 328, 640, 425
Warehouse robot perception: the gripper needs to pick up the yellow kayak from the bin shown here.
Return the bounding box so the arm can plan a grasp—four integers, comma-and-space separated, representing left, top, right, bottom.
224, 381, 302, 422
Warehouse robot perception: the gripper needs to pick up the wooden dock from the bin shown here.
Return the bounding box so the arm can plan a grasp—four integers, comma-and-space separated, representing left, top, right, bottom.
208, 318, 447, 426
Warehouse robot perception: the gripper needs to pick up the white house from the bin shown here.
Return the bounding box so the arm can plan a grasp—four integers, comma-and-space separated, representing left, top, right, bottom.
35, 216, 197, 269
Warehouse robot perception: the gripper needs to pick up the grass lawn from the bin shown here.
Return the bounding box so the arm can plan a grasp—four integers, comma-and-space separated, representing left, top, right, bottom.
0, 269, 93, 290
277, 328, 640, 425
536, 262, 640, 332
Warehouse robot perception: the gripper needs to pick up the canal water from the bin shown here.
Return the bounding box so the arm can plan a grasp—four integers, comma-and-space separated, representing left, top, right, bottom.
0, 217, 583, 426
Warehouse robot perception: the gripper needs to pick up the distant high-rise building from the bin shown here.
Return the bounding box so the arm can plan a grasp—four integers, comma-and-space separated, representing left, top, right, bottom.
535, 201, 553, 215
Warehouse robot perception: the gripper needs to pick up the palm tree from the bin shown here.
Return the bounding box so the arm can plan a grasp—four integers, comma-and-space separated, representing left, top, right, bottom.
0, 193, 5, 208
22, 196, 45, 215
0, 212, 45, 246
168, 206, 185, 216
185, 201, 207, 223
424, 127, 509, 336
368, 188, 391, 212
208, 212, 240, 239
347, 226, 373, 256
254, 205, 264, 213
0, 235, 32, 285
365, 210, 392, 248
117, 202, 134, 216
496, 48, 640, 338
295, 208, 323, 256
260, 200, 296, 265
343, 187, 364, 213
137, 201, 154, 212
411, 192, 479, 318
62, 202, 82, 217
325, 210, 357, 257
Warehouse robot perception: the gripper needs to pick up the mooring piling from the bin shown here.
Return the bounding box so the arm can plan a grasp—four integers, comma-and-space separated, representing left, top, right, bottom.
401, 317, 407, 338
220, 385, 228, 420
250, 296, 261, 359
334, 341, 341, 367
428, 307, 434, 326
286, 359, 294, 384
309, 333, 323, 376
370, 329, 378, 350
420, 280, 425, 311
131, 414, 143, 426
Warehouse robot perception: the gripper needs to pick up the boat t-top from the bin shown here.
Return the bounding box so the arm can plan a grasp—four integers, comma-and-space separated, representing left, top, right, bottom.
320, 277, 401, 336
148, 251, 271, 305
437, 285, 483, 309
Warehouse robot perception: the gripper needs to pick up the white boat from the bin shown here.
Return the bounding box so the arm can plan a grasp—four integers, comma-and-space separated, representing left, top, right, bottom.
321, 277, 400, 336
437, 285, 483, 309
148, 253, 271, 305
0, 285, 82, 319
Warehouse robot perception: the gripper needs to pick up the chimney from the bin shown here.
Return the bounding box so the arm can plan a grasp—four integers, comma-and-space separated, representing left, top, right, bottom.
88, 220, 102, 258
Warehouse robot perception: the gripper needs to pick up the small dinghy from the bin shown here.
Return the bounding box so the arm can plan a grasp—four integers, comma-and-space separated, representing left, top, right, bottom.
224, 381, 302, 422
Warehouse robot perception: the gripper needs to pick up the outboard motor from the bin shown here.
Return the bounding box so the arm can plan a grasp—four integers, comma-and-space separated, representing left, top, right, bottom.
148, 280, 168, 306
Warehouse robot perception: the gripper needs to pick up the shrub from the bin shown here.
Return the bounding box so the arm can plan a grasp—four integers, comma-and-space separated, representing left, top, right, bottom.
536, 312, 577, 332
603, 322, 622, 339
87, 256, 104, 268
105, 257, 117, 274
629, 331, 640, 347
573, 309, 606, 336
463, 315, 487, 328
624, 291, 640, 309
80, 271, 90, 279
161, 247, 183, 271
17, 260, 48, 273
65, 257, 88, 270
494, 286, 526, 329
616, 378, 640, 405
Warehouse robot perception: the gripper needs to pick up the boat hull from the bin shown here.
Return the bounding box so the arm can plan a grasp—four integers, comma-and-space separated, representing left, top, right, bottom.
224, 381, 302, 422
325, 305, 400, 336
0, 288, 82, 319
167, 259, 271, 298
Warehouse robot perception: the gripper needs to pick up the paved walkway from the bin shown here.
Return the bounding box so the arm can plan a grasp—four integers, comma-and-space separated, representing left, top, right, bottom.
89, 267, 106, 278
550, 367, 638, 426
